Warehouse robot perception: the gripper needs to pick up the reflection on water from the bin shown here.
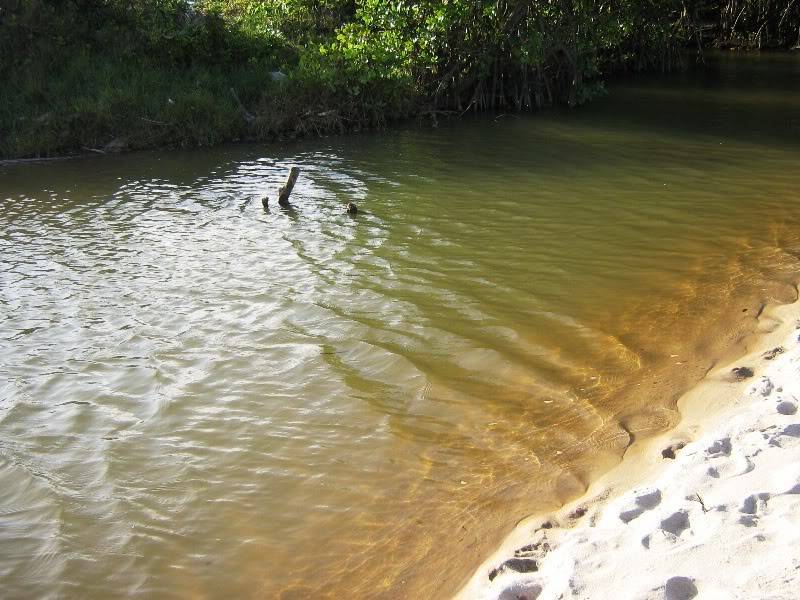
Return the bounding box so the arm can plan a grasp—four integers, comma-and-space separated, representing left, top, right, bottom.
1, 53, 800, 598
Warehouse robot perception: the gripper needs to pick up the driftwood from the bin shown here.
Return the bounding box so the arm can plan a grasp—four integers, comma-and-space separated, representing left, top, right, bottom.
278, 167, 300, 206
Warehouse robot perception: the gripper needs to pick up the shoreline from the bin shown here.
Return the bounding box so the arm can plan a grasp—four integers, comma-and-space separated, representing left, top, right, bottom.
456, 292, 800, 599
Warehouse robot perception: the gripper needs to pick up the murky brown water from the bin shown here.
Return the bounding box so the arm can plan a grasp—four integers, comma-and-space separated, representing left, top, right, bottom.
1, 53, 800, 598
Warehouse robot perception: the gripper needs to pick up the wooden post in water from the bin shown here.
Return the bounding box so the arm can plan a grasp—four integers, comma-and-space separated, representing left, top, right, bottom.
278, 167, 300, 207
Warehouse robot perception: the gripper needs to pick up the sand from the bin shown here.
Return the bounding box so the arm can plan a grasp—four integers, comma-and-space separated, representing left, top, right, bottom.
456, 299, 800, 600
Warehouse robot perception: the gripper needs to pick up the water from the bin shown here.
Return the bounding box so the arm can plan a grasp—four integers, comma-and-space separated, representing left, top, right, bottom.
1, 53, 800, 598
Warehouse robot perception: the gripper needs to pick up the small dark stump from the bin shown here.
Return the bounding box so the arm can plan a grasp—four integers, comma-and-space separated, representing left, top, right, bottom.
278, 166, 300, 207
731, 366, 754, 381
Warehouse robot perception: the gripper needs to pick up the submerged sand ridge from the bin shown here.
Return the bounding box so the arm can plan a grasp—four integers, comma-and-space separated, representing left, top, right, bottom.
374, 245, 800, 599
458, 296, 800, 599
352, 230, 800, 599
272, 254, 800, 599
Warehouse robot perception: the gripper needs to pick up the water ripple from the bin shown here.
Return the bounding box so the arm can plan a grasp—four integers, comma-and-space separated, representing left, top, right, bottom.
2, 54, 800, 598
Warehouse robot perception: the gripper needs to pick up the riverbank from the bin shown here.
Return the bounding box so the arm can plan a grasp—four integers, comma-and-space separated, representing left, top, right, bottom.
456, 295, 800, 599
8, 1, 799, 160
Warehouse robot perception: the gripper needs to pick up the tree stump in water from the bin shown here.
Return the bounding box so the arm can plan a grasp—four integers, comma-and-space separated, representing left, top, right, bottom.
278, 167, 300, 207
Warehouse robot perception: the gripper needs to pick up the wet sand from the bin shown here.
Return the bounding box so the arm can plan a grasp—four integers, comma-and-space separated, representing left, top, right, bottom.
457, 291, 800, 599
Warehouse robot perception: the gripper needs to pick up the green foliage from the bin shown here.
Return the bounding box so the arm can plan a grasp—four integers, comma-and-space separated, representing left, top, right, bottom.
318, 0, 685, 112
1, 0, 797, 158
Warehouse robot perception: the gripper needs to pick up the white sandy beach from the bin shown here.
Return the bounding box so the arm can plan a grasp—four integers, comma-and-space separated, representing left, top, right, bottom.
457, 299, 800, 600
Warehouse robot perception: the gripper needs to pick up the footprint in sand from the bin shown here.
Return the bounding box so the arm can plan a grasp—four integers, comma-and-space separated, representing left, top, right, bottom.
769, 424, 800, 448
619, 489, 662, 523
660, 510, 691, 537
753, 376, 774, 397
661, 441, 687, 460
706, 437, 732, 457
738, 493, 770, 527
705, 437, 759, 478
498, 582, 542, 600
489, 557, 539, 582
783, 481, 800, 495
514, 537, 551, 559
762, 346, 785, 360
783, 424, 800, 437
643, 510, 693, 550
664, 576, 698, 600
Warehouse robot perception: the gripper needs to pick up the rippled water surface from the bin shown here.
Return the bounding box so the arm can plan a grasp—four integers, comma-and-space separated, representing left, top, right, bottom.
2, 53, 800, 598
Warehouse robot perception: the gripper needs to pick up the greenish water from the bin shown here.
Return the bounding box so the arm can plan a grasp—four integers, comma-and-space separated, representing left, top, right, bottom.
1, 53, 799, 598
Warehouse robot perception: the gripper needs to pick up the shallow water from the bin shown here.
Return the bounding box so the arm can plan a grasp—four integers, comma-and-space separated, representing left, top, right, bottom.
1, 53, 800, 598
